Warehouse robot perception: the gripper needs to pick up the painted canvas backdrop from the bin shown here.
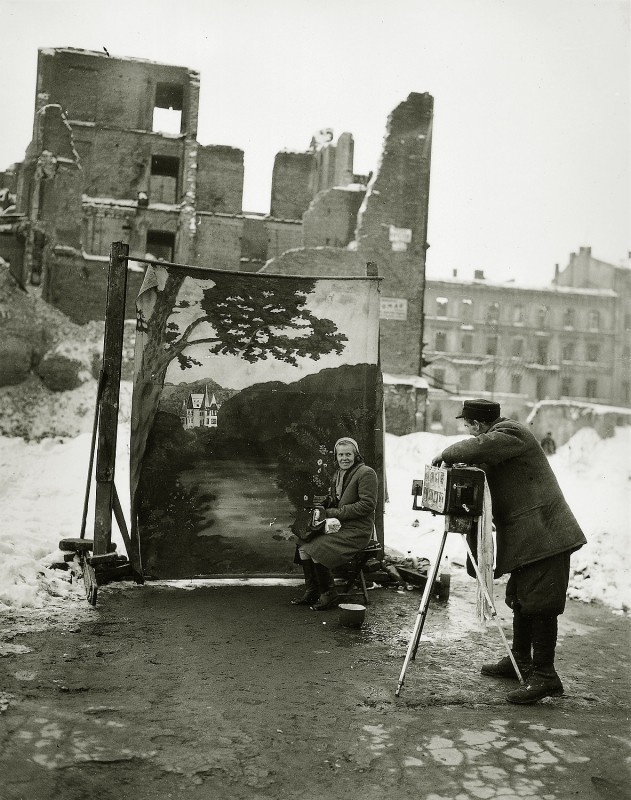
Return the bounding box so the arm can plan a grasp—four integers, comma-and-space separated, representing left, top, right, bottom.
130, 263, 382, 579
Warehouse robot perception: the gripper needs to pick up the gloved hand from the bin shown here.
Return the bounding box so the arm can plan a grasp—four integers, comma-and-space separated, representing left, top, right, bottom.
325, 518, 341, 534
431, 454, 444, 467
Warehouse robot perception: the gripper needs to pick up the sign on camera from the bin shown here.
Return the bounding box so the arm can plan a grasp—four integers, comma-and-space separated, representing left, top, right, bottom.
421, 465, 448, 513
379, 297, 408, 321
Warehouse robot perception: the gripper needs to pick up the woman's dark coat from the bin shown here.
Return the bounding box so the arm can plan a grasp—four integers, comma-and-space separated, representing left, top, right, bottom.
301, 462, 377, 569
438, 417, 586, 576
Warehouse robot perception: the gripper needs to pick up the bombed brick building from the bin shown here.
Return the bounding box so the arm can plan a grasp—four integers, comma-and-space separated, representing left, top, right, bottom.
0, 48, 433, 392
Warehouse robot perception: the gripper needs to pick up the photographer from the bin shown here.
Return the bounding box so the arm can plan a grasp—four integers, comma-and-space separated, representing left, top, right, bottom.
291, 437, 378, 611
431, 399, 586, 704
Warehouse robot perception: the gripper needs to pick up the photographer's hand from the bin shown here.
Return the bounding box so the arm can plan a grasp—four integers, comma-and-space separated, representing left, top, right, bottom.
431, 454, 444, 467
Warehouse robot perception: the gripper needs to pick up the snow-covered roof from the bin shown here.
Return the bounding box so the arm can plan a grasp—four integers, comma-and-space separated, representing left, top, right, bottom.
382, 373, 429, 389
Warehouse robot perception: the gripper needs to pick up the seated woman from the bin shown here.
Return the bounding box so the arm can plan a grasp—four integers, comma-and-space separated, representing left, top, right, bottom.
292, 436, 378, 611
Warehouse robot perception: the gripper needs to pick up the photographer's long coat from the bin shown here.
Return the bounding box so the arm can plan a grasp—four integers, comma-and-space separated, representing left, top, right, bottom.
301, 463, 377, 569
438, 417, 586, 576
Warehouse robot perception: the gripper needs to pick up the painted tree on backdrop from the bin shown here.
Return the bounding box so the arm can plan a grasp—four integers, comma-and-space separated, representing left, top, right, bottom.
137, 268, 348, 385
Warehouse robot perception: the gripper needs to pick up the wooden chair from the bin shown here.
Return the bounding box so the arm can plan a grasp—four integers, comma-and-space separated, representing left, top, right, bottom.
339, 530, 383, 605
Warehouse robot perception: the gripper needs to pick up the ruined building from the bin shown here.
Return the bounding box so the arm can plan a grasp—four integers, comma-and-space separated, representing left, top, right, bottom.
0, 47, 433, 395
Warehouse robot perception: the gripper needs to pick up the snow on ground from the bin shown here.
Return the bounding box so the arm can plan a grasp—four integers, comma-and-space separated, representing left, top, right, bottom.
0, 384, 629, 614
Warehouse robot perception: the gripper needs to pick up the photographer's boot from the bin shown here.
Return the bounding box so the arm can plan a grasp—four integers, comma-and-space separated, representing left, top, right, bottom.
481, 611, 533, 680
506, 614, 563, 704
290, 560, 319, 606
311, 563, 339, 611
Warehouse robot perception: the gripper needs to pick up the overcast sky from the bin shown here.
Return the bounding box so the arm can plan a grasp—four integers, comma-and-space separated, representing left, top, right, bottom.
1, 0, 629, 286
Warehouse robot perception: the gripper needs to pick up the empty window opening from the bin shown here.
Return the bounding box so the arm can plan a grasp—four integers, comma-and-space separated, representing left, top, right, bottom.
146, 230, 176, 262
150, 155, 180, 204
588, 310, 600, 330
435, 331, 447, 351
512, 338, 524, 358
461, 298, 473, 323
585, 379, 597, 399
486, 336, 498, 356
461, 333, 473, 354
153, 83, 184, 134
436, 297, 448, 317
536, 339, 549, 365
486, 301, 500, 325
511, 374, 522, 394
561, 377, 572, 396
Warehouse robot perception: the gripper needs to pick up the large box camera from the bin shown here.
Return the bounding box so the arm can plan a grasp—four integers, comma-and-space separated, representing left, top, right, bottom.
412, 465, 485, 517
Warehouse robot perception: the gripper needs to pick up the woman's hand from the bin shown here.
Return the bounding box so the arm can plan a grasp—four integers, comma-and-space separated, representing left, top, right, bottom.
325, 518, 341, 534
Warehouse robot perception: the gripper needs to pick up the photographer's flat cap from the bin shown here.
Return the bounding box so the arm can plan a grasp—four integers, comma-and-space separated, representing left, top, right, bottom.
456, 399, 501, 421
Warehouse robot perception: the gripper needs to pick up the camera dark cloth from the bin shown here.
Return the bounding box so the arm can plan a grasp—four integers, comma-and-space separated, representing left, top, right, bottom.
505, 550, 571, 616
437, 416, 586, 576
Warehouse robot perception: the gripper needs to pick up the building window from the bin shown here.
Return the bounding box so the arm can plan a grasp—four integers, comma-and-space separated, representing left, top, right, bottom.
536, 338, 549, 365
562, 342, 575, 361
511, 373, 522, 394
485, 372, 495, 392
561, 377, 572, 396
461, 298, 473, 322
146, 230, 176, 261
536, 306, 549, 328
436, 297, 448, 317
150, 155, 179, 204
435, 331, 447, 351
587, 343, 599, 362
625, 313, 631, 331
432, 369, 445, 388
536, 376, 547, 400
623, 381, 630, 403
431, 405, 442, 423
588, 310, 600, 330
586, 379, 597, 398
513, 305, 524, 324
461, 333, 473, 353
486, 302, 500, 325
153, 83, 184, 134
459, 371, 471, 392
512, 338, 524, 358
563, 308, 575, 328
486, 336, 498, 356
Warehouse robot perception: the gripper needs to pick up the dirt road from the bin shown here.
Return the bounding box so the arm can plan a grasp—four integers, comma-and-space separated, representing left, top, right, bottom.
1, 572, 629, 800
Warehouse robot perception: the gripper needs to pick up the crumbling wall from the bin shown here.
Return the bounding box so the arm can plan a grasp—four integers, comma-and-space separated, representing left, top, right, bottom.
196, 145, 244, 213
302, 186, 365, 249
269, 151, 316, 220
194, 214, 243, 270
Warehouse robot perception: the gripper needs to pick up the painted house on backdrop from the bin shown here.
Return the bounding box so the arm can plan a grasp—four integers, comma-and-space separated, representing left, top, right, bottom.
180, 386, 220, 429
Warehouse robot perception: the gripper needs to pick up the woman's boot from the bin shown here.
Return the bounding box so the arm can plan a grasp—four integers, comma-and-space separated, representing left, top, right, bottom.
290, 559, 319, 605
311, 563, 338, 611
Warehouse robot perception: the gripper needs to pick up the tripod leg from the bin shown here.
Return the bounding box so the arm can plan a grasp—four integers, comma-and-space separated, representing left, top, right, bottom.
395, 524, 448, 696
461, 533, 525, 684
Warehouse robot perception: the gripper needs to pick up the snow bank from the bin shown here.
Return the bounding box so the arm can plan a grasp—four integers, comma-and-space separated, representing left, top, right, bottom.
0, 420, 628, 614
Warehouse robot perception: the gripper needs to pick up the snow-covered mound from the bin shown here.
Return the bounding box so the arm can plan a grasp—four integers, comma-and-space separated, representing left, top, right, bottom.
0, 407, 628, 613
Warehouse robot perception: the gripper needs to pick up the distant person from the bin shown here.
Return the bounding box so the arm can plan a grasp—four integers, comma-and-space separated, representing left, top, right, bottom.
291, 437, 378, 611
540, 431, 557, 456
432, 399, 586, 704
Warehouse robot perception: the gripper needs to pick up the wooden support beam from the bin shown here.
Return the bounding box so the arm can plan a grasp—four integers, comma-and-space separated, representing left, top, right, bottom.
93, 241, 129, 556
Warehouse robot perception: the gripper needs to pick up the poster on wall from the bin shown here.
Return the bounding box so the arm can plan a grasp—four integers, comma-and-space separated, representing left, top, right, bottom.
130, 263, 382, 579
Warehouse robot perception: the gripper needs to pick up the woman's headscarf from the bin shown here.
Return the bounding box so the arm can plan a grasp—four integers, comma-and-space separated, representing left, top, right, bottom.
334, 437, 363, 464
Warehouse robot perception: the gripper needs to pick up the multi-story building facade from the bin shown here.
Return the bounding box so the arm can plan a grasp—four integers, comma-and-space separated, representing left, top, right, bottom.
423, 247, 631, 433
